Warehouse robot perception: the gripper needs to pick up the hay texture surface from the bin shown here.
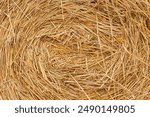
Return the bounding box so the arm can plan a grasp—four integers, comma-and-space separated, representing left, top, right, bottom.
0, 0, 150, 99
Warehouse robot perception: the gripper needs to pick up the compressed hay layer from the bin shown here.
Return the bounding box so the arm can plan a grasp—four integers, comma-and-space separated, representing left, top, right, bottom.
0, 0, 150, 100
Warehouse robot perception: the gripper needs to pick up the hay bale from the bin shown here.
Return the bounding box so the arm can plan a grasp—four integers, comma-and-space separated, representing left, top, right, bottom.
0, 0, 150, 99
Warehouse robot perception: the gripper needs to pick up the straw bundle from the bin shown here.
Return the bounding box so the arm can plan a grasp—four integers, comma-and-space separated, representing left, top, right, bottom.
0, 0, 150, 99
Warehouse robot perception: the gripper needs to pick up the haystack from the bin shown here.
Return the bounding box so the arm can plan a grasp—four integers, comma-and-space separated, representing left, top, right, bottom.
0, 0, 150, 99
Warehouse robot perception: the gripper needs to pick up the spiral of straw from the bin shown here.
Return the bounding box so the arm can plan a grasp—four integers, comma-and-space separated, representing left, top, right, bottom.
0, 0, 150, 99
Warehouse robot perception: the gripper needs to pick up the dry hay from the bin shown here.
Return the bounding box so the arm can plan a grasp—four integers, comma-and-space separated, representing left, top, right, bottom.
0, 0, 150, 100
